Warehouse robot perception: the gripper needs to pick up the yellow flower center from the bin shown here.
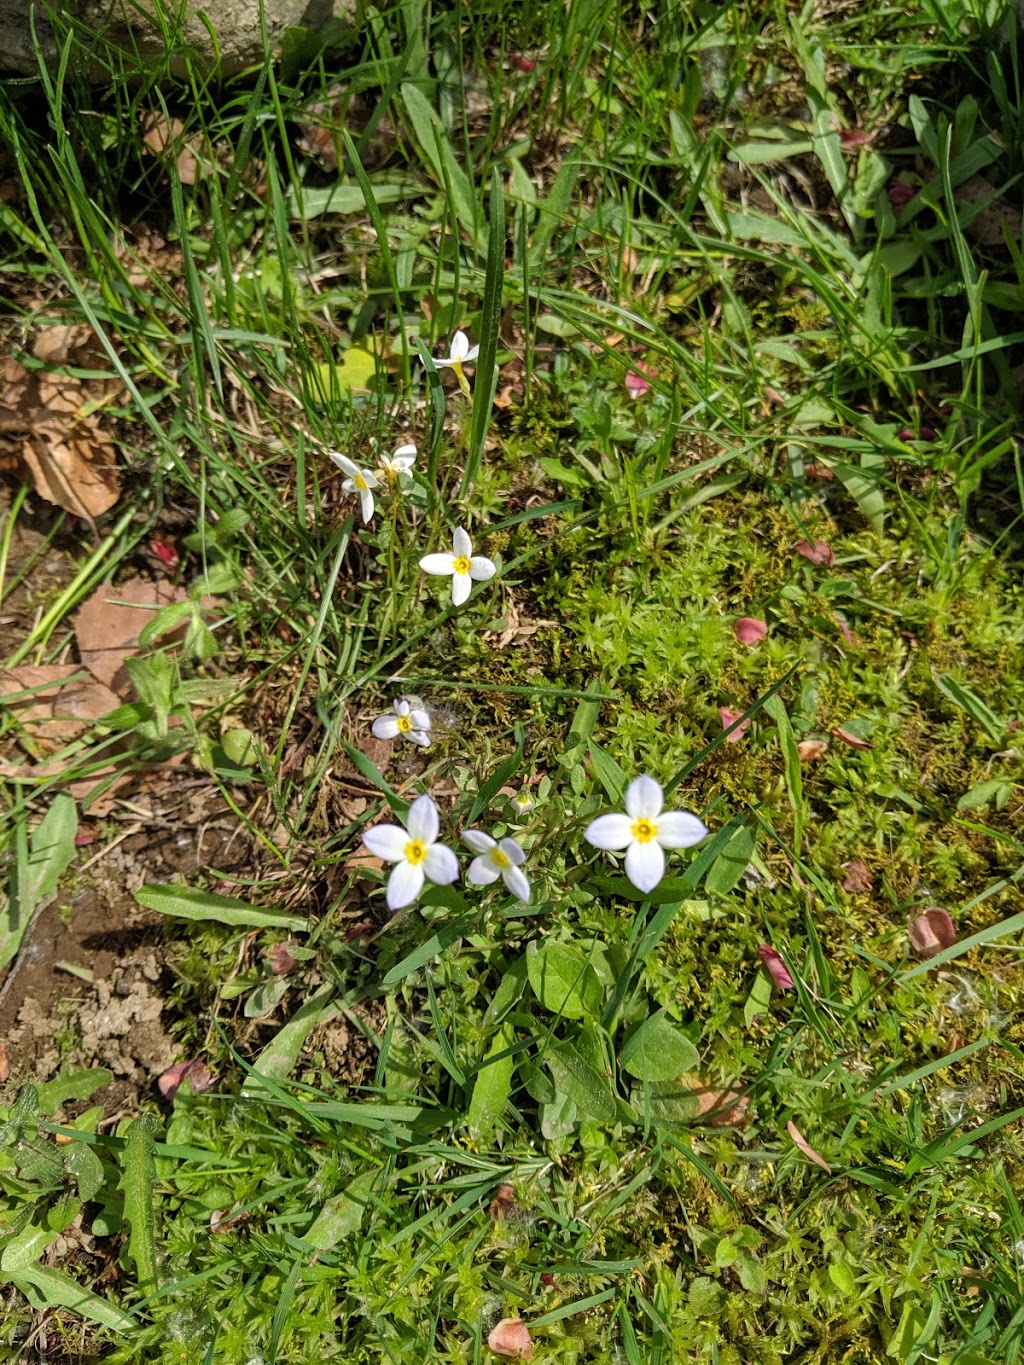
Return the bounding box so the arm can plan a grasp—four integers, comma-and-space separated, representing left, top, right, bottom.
453, 555, 471, 575
631, 818, 658, 844
397, 715, 412, 733
492, 848, 511, 869
404, 839, 428, 865
355, 473, 367, 490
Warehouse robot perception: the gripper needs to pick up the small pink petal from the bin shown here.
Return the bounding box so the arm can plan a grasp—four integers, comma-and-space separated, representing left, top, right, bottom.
733, 616, 767, 645
150, 537, 180, 569
210, 1207, 251, 1234
795, 538, 836, 568
719, 706, 750, 743
158, 1059, 214, 1099
488, 1318, 533, 1359
344, 921, 375, 941
839, 128, 871, 148
888, 181, 915, 209
267, 941, 298, 976
75, 826, 97, 847
513, 55, 536, 72
797, 739, 829, 762
758, 945, 794, 991
624, 363, 654, 399
540, 1271, 556, 1287
835, 615, 855, 644
787, 1120, 832, 1173
0, 1041, 9, 1085
832, 726, 872, 750
909, 908, 956, 959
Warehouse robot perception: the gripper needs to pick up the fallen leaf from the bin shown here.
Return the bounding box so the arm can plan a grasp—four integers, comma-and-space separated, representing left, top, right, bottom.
957, 174, 1023, 248
794, 538, 835, 568
719, 706, 750, 743
733, 616, 767, 645
787, 1120, 832, 1173
694, 1083, 751, 1128
141, 113, 212, 185
758, 945, 794, 991
158, 1059, 214, 1100
493, 383, 516, 410
909, 907, 956, 959
75, 576, 188, 692
210, 1207, 251, 1235
0, 1040, 9, 1084
0, 665, 120, 745
488, 1184, 517, 1219
842, 860, 873, 894
797, 739, 829, 762
267, 941, 298, 977
831, 726, 873, 751
488, 1318, 533, 1359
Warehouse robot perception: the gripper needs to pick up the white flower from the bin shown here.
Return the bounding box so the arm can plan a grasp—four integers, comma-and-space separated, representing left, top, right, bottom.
361, 794, 459, 911
378, 442, 417, 480
434, 331, 480, 396
463, 829, 530, 903
371, 698, 431, 748
420, 526, 496, 607
512, 791, 534, 815
585, 775, 708, 894
329, 452, 379, 524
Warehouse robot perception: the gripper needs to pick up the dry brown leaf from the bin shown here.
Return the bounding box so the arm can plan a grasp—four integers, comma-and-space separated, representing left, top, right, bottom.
488, 1319, 533, 1359
842, 859, 873, 894
75, 576, 187, 693
787, 1120, 832, 1173
693, 1083, 751, 1128
832, 726, 873, 751
957, 174, 1022, 248
0, 664, 120, 745
797, 739, 829, 762
141, 113, 210, 185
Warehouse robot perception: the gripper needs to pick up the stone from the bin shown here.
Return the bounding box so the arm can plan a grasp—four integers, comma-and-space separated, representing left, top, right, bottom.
0, 0, 354, 77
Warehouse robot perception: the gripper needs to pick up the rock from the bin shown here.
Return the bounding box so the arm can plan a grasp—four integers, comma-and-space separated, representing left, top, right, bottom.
0, 0, 355, 77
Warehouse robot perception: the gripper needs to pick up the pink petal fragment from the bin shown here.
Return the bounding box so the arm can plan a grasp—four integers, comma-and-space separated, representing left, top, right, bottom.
694, 1083, 751, 1128
842, 860, 873, 894
888, 181, 915, 209
210, 1207, 251, 1235
267, 941, 298, 976
797, 739, 829, 762
624, 363, 654, 399
839, 128, 871, 148
787, 1120, 832, 1173
150, 537, 180, 569
795, 538, 836, 568
909, 907, 956, 959
733, 616, 767, 645
758, 945, 794, 991
488, 1318, 533, 1359
158, 1059, 214, 1100
719, 706, 750, 743
832, 726, 873, 750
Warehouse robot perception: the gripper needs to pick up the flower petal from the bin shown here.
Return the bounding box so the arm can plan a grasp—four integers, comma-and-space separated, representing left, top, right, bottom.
406, 794, 439, 844
449, 331, 469, 361
359, 489, 375, 523
408, 708, 431, 730
462, 828, 496, 854
372, 715, 401, 740
420, 553, 456, 576
758, 945, 795, 991
362, 823, 408, 861
584, 812, 633, 850
387, 860, 424, 910
451, 571, 472, 607
469, 555, 496, 582
329, 452, 357, 476
655, 811, 708, 849
393, 443, 416, 464
394, 699, 411, 717
409, 729, 431, 748
468, 854, 501, 885
463, 344, 480, 363
625, 839, 665, 893
502, 864, 531, 903
361, 470, 380, 488
625, 775, 663, 821
424, 842, 459, 885
453, 526, 472, 558
498, 838, 526, 866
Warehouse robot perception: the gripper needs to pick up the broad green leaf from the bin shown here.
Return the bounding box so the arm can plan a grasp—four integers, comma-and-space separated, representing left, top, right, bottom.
704, 824, 756, 897
529, 147, 579, 270
629, 1079, 701, 1125
540, 1091, 578, 1141
2, 794, 78, 971
828, 458, 887, 535
957, 777, 1013, 812
933, 673, 1004, 743
285, 179, 417, 220
618, 1011, 699, 1082
36, 1067, 113, 1112
588, 742, 627, 805
245, 986, 336, 1089
829, 1261, 857, 1296
134, 884, 306, 931
11, 1265, 134, 1333
467, 1021, 515, 1139
302, 1168, 379, 1249
744, 969, 774, 1028
484, 956, 527, 1027
400, 82, 478, 243
314, 347, 377, 396
526, 940, 603, 1020
545, 1040, 616, 1122
383, 917, 474, 986
1, 1221, 53, 1272
120, 1117, 158, 1295
64, 1142, 105, 1203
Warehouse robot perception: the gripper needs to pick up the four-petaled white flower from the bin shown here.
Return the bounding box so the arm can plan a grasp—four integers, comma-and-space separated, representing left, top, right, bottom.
372, 698, 431, 748
463, 829, 530, 903
435, 331, 480, 396
512, 791, 534, 815
378, 442, 417, 480
420, 526, 496, 607
585, 775, 707, 893
329, 452, 379, 524
362, 795, 459, 911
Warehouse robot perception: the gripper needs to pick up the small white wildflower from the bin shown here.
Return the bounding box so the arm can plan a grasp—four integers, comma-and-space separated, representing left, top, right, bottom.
434, 330, 480, 395
420, 526, 496, 607
361, 795, 459, 911
329, 452, 379, 524
512, 790, 534, 815
372, 698, 431, 748
585, 775, 708, 893
378, 442, 417, 480
463, 829, 530, 903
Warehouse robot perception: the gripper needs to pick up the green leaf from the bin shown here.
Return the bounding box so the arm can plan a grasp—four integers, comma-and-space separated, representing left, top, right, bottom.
587, 741, 627, 805
1, 1221, 53, 1272
245, 986, 335, 1090
302, 1168, 379, 1249
285, 179, 418, 221
618, 1011, 699, 1082
468, 738, 524, 825
63, 1142, 105, 1203
829, 1261, 857, 1296
35, 1067, 113, 1112
529, 147, 579, 270
540, 1091, 577, 1141
120, 1116, 158, 1296
828, 458, 887, 534
400, 82, 478, 243
545, 1040, 616, 1122
933, 673, 1004, 743
462, 169, 505, 494
467, 1021, 515, 1139
484, 955, 527, 1027
744, 969, 774, 1027
704, 824, 756, 897
957, 777, 1013, 812
10, 1265, 134, 1333
134, 884, 306, 931
382, 918, 474, 986
526, 940, 603, 1020
2, 794, 78, 971
764, 694, 804, 853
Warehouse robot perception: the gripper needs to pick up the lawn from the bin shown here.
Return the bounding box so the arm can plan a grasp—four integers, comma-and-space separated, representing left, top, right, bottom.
2, 1, 1024, 1361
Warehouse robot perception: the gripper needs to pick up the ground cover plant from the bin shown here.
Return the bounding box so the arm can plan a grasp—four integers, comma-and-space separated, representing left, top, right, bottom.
1, 0, 1024, 1360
